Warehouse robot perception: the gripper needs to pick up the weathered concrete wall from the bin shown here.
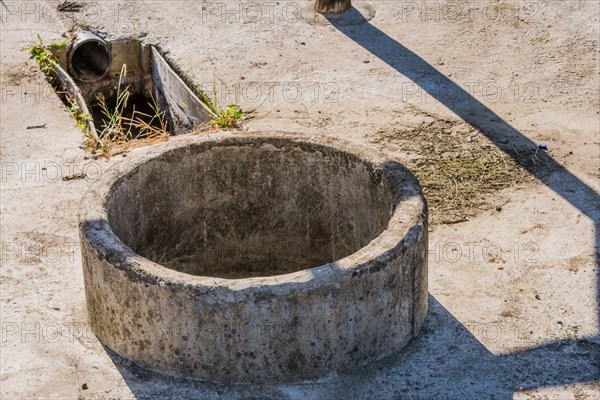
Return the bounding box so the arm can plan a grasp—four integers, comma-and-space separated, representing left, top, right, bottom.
79, 132, 428, 383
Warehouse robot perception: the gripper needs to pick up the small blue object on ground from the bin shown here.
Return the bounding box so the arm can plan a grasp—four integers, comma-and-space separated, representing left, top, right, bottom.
538, 143, 548, 150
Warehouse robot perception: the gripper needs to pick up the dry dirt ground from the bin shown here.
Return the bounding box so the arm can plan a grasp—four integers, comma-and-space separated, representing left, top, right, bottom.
1, 0, 599, 399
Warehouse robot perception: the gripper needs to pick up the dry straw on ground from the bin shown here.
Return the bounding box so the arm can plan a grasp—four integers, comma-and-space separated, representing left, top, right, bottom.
372, 117, 554, 225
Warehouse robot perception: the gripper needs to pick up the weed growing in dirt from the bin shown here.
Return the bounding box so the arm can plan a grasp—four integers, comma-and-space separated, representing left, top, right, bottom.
25, 35, 66, 81
195, 78, 245, 129
68, 97, 92, 132
27, 36, 96, 142
211, 104, 244, 128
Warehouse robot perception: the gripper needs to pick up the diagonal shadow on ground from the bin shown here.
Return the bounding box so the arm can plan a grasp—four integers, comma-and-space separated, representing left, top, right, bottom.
108, 297, 599, 399
323, 6, 600, 396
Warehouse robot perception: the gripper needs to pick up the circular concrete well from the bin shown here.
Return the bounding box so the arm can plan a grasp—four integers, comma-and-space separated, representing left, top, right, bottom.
79, 132, 428, 383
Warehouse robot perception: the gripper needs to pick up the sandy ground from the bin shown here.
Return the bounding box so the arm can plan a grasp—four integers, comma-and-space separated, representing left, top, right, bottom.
1, 0, 599, 399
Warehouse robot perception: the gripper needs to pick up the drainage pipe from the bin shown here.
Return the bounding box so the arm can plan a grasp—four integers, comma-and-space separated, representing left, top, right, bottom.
68, 31, 112, 82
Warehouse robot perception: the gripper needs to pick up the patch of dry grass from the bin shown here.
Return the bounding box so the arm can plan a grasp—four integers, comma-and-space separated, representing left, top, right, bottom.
414, 146, 528, 224
372, 118, 553, 224
92, 122, 216, 157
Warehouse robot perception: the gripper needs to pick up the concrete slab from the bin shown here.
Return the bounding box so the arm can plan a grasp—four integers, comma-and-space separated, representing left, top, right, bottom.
1, 0, 598, 398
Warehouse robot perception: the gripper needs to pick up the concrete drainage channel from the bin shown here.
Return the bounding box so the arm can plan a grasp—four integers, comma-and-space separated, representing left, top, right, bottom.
79, 133, 429, 383
52, 30, 214, 140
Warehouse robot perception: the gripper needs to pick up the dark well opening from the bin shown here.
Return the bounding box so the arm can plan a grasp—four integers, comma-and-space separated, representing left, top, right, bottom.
106, 140, 393, 279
